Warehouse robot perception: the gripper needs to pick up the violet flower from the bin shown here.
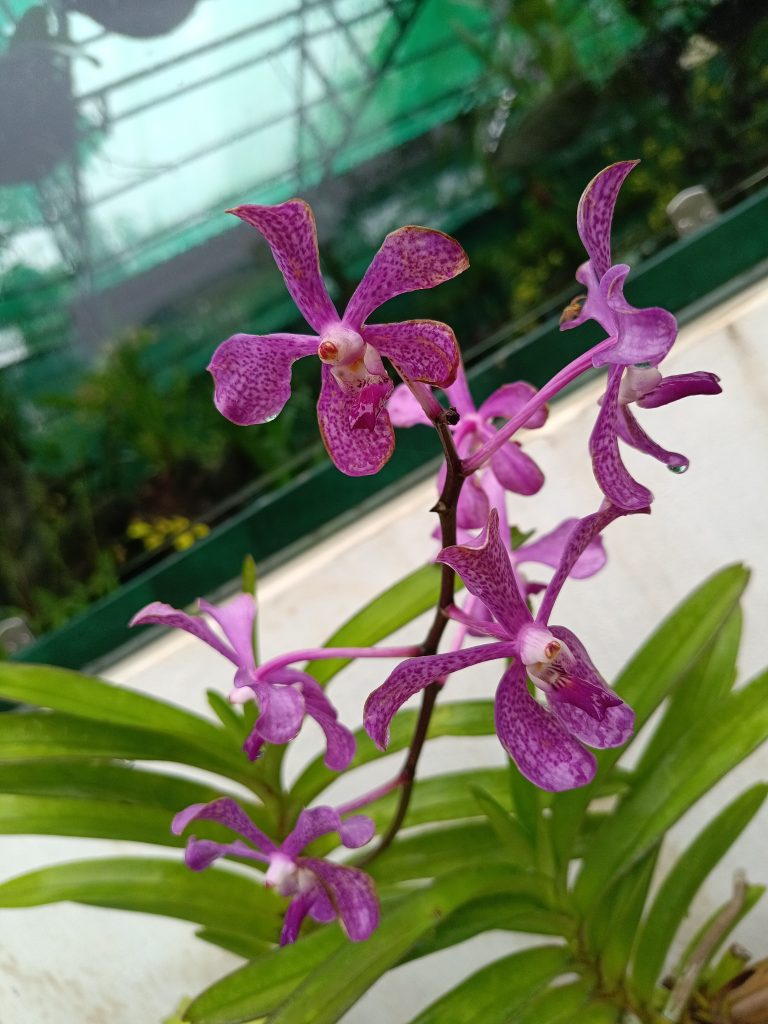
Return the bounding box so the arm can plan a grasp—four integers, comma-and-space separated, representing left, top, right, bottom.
173, 798, 379, 946
561, 160, 721, 509
209, 200, 468, 476
129, 594, 355, 770
364, 506, 638, 791
389, 363, 547, 531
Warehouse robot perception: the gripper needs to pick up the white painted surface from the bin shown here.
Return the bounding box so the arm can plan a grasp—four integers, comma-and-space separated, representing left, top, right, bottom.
2, 276, 767, 1023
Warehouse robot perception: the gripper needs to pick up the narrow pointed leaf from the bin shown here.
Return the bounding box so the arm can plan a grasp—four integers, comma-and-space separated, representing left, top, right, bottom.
507, 978, 593, 1024
406, 946, 570, 1024
195, 929, 272, 959
595, 843, 660, 988
0, 858, 282, 943
472, 784, 535, 863
575, 667, 768, 909
509, 762, 542, 840
633, 784, 768, 1001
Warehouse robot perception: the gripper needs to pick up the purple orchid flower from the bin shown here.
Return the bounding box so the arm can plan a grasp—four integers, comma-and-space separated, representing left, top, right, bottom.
560, 160, 721, 510
129, 594, 355, 771
208, 200, 468, 477
364, 505, 639, 791
389, 362, 547, 531
173, 798, 379, 946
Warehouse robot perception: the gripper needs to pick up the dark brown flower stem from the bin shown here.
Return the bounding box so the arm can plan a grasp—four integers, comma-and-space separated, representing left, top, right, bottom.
360, 408, 465, 864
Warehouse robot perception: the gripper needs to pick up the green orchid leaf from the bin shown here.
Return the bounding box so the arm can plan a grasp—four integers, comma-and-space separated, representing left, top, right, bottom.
507, 978, 594, 1023
0, 858, 282, 944
634, 786, 768, 999
0, 661, 230, 751
471, 783, 535, 863
207, 689, 246, 737
289, 700, 494, 805
367, 821, 511, 886
195, 929, 272, 960
0, 711, 253, 784
184, 929, 346, 1024
550, 564, 750, 868
367, 768, 509, 834
304, 563, 442, 685
509, 761, 543, 841
635, 604, 742, 776
406, 945, 570, 1024
574, 666, 768, 909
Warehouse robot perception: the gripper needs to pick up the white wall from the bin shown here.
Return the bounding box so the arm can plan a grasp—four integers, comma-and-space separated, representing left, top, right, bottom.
1, 276, 767, 1023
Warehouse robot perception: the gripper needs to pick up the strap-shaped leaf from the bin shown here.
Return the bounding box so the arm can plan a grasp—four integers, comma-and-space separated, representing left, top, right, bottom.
290, 700, 494, 805
0, 857, 282, 943
574, 666, 768, 909
406, 945, 570, 1024
0, 662, 229, 750
632, 784, 768, 1001
507, 978, 593, 1023
471, 784, 535, 863
195, 928, 272, 960
304, 563, 442, 685
635, 604, 742, 776
0, 711, 251, 782
550, 565, 750, 868
367, 821, 510, 886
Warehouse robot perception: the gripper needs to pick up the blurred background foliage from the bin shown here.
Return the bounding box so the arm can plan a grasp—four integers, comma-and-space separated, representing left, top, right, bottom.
1, 0, 766, 638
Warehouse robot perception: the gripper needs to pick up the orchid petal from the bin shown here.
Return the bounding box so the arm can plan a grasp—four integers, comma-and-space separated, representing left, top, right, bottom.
250, 681, 305, 745
183, 837, 267, 871
281, 807, 375, 858
172, 797, 277, 854
436, 509, 531, 637
637, 370, 722, 409
364, 642, 513, 749
300, 858, 380, 941
478, 381, 547, 428
445, 362, 476, 416
617, 405, 688, 471
593, 265, 678, 368
363, 320, 459, 388
560, 261, 613, 335
494, 662, 596, 792
537, 502, 630, 625
198, 593, 257, 675
387, 382, 432, 427
548, 626, 634, 748
576, 160, 638, 280
280, 890, 318, 946
490, 441, 545, 496
343, 226, 468, 330
317, 365, 395, 476
590, 366, 654, 511
447, 600, 510, 640
129, 602, 235, 664
516, 520, 607, 580
208, 332, 318, 426
293, 675, 356, 771
229, 201, 338, 333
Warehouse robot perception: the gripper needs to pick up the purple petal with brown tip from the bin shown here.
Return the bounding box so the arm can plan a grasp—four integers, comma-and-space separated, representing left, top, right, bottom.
363, 319, 459, 388
317, 365, 395, 476
209, 332, 318, 426
229, 201, 338, 333
343, 226, 468, 330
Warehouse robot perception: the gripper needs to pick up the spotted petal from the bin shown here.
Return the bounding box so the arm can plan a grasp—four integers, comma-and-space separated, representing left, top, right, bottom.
364, 642, 513, 749
617, 405, 688, 471
478, 381, 547, 428
577, 161, 638, 280
437, 509, 531, 637
172, 797, 276, 854
590, 367, 654, 511
593, 265, 678, 368
363, 319, 459, 389
209, 332, 318, 426
516, 520, 607, 581
229, 201, 338, 333
494, 662, 596, 792
301, 858, 379, 941
281, 806, 375, 858
183, 837, 266, 871
280, 890, 318, 946
637, 371, 722, 409
129, 602, 235, 663
249, 681, 305, 746
198, 593, 257, 676
548, 626, 634, 748
490, 440, 545, 496
317, 364, 395, 476
343, 226, 468, 330
297, 675, 356, 771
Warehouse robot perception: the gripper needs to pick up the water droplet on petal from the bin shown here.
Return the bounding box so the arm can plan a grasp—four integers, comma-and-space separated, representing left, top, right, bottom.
668, 463, 688, 474
634, 361, 653, 369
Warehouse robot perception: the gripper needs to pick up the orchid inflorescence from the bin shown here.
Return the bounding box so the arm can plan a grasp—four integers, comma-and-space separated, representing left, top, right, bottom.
131, 161, 720, 948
